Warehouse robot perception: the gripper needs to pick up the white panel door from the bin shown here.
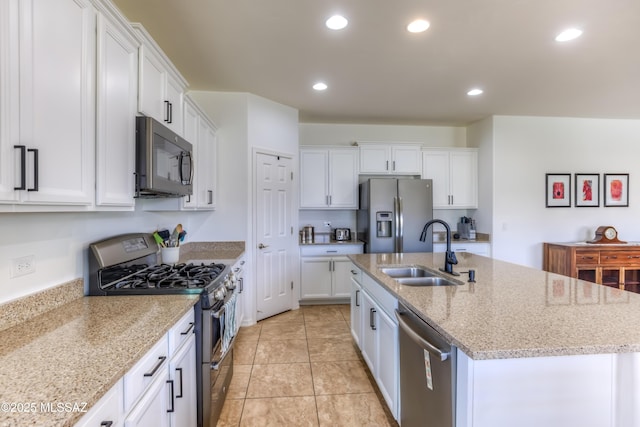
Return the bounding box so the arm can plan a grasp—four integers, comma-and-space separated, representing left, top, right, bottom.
422, 150, 450, 208
449, 150, 478, 208
299, 149, 328, 208
182, 99, 199, 209
391, 145, 421, 174
300, 256, 332, 299
332, 257, 352, 297
256, 152, 293, 320
328, 149, 358, 208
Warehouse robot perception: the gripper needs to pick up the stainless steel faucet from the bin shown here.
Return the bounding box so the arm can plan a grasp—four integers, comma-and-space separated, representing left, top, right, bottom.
420, 219, 459, 276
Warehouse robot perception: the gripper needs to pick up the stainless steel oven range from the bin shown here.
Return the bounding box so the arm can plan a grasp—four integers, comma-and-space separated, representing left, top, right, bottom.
88, 233, 238, 427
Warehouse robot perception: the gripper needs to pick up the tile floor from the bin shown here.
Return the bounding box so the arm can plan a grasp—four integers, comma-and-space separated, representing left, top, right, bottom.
217, 304, 398, 426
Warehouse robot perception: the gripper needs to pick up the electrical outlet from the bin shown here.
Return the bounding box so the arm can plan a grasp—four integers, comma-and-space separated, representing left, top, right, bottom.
11, 255, 36, 278
324, 221, 331, 228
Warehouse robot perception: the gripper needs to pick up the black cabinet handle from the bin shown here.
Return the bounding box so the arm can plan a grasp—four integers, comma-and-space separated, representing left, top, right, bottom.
13, 145, 26, 190
370, 307, 377, 330
239, 277, 244, 293
208, 190, 213, 205
355, 289, 360, 307
175, 367, 184, 398
27, 148, 38, 191
100, 422, 113, 427
143, 356, 166, 377
168, 102, 173, 123
180, 322, 194, 335
164, 100, 170, 122
167, 380, 175, 413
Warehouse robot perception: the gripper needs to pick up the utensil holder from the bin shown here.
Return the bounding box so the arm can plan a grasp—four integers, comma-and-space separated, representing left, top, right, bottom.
161, 247, 180, 264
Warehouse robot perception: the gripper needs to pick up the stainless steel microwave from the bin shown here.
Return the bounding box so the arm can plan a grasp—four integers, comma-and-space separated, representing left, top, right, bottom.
135, 116, 193, 198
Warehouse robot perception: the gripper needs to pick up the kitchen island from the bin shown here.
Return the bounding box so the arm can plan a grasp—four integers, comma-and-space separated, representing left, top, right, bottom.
349, 251, 640, 427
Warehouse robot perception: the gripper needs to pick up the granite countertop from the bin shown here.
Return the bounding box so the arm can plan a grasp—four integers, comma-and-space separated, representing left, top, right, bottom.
349, 252, 640, 361
0, 292, 198, 427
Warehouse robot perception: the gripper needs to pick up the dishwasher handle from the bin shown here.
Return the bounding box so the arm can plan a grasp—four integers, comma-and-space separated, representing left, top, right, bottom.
395, 309, 450, 362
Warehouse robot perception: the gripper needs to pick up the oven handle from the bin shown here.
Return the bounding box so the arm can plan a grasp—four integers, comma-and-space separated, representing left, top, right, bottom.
211, 333, 237, 370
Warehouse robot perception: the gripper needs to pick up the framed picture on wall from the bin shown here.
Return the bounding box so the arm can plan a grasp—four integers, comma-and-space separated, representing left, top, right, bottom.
574, 173, 599, 207
545, 173, 571, 207
604, 173, 629, 207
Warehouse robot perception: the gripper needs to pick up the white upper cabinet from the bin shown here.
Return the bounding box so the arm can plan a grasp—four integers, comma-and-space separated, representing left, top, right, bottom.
0, 0, 96, 207
299, 147, 358, 209
95, 5, 139, 208
196, 116, 217, 209
422, 148, 478, 209
133, 24, 187, 136
181, 98, 200, 209
358, 142, 422, 175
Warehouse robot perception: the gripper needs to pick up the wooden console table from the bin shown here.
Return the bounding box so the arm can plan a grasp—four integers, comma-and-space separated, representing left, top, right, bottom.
543, 242, 640, 293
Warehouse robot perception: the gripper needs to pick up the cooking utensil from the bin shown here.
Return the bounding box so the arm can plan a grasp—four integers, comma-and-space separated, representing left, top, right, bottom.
152, 231, 166, 248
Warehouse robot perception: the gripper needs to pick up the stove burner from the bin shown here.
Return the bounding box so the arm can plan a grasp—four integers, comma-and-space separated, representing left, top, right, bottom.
99, 261, 228, 292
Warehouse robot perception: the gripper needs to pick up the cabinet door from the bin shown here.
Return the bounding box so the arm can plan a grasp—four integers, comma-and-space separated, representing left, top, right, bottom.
170, 335, 197, 427
75, 379, 123, 427
421, 150, 450, 208
331, 257, 352, 298
350, 279, 363, 347
138, 44, 166, 122
300, 149, 329, 208
360, 291, 378, 374
328, 149, 358, 208
0, 0, 20, 202
391, 145, 421, 174
300, 257, 332, 299
165, 74, 183, 135
124, 370, 171, 427
196, 119, 217, 209
449, 150, 478, 208
19, 0, 95, 205
181, 99, 199, 209
359, 145, 390, 174
95, 12, 138, 207
375, 306, 398, 419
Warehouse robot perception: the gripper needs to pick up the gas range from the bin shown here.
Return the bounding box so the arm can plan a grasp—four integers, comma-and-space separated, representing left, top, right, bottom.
88, 233, 231, 308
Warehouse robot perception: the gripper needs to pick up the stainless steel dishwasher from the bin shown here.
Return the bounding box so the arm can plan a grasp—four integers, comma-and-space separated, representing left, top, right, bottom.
395, 302, 456, 427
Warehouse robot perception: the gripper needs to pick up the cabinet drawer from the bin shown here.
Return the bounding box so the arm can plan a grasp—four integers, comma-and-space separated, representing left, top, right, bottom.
362, 272, 397, 318
75, 378, 123, 427
123, 335, 169, 413
601, 251, 640, 265
575, 251, 600, 265
300, 244, 363, 256
168, 309, 195, 356
349, 262, 362, 284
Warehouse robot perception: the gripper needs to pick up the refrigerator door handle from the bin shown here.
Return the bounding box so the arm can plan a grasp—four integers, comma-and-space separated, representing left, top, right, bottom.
398, 196, 404, 251
394, 196, 400, 252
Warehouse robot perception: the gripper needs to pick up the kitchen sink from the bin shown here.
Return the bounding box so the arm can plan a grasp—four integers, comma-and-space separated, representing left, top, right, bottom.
380, 267, 436, 278
380, 266, 461, 287
395, 277, 460, 287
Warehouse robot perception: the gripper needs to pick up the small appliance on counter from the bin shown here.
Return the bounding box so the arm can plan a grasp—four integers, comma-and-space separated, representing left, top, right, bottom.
301, 225, 315, 243
458, 217, 476, 240
334, 228, 351, 241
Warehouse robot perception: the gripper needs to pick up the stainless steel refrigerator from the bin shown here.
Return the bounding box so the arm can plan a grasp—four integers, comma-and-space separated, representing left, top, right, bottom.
357, 178, 433, 253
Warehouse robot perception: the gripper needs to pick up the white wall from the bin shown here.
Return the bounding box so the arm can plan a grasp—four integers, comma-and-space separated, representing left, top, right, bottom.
299, 123, 466, 147
489, 116, 640, 268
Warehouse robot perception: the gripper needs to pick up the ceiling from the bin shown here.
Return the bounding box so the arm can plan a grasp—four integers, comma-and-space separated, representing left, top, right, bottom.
111, 0, 640, 126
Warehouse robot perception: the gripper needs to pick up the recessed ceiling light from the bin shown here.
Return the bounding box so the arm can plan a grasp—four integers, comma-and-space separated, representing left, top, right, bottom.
326, 15, 348, 30
313, 82, 328, 91
555, 28, 583, 42
467, 88, 483, 96
407, 19, 430, 33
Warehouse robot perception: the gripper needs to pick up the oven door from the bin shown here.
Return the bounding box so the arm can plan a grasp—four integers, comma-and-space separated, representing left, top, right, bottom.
200, 297, 236, 427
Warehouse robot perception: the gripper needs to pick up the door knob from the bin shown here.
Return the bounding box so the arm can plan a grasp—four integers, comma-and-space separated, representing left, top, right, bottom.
258, 243, 269, 249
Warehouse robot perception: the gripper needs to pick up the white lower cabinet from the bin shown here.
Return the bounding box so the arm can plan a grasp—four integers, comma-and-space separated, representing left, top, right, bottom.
74, 379, 123, 427
300, 245, 363, 302
434, 242, 491, 256
124, 368, 171, 427
350, 267, 363, 347
168, 334, 197, 427
352, 271, 399, 420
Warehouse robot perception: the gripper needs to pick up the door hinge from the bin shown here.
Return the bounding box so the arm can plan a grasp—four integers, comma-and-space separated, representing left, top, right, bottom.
291, 281, 294, 290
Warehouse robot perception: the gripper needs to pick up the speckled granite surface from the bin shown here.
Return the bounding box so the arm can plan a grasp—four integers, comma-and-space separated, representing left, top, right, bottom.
180, 241, 245, 264
349, 252, 640, 360
0, 293, 198, 427
0, 279, 84, 332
